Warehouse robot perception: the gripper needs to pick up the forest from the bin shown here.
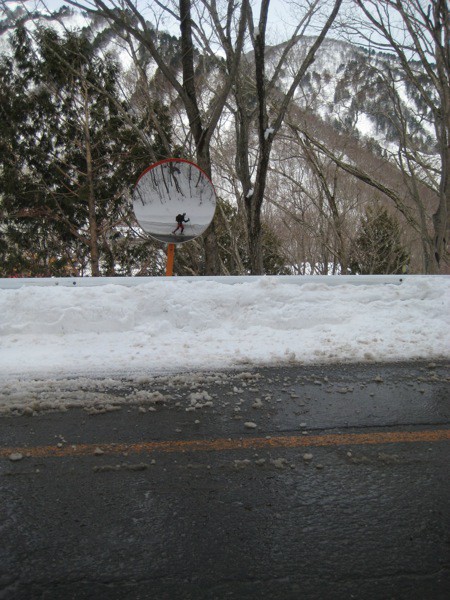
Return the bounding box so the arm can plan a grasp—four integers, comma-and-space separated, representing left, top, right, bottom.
0, 0, 448, 276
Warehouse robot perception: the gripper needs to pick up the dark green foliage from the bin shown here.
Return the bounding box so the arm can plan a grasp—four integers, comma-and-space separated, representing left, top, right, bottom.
0, 25, 173, 276
348, 205, 409, 274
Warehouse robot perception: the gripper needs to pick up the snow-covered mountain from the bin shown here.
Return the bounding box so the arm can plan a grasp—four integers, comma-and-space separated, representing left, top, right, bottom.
263, 35, 435, 155
0, 5, 435, 160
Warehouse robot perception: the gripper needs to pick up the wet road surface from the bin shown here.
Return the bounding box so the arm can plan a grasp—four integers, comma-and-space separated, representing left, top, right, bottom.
1, 361, 449, 599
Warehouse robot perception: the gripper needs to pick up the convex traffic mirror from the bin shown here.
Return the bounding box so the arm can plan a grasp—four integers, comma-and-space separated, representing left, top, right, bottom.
132, 159, 217, 244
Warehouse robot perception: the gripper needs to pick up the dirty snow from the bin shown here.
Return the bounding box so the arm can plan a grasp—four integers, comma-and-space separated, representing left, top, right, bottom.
0, 276, 449, 414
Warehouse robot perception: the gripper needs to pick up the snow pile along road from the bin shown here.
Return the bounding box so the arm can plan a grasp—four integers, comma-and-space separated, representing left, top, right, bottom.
1, 277, 449, 382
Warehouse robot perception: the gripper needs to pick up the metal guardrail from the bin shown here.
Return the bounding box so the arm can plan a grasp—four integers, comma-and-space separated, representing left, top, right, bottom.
0, 275, 445, 289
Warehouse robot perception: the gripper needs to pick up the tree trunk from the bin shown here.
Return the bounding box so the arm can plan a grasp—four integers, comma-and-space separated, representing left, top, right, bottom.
245, 193, 264, 274
431, 0, 449, 271
237, 0, 342, 274
83, 88, 100, 277
179, 0, 221, 275
432, 99, 449, 272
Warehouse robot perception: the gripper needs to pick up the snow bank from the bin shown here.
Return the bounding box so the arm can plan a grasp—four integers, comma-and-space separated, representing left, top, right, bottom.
1, 277, 448, 383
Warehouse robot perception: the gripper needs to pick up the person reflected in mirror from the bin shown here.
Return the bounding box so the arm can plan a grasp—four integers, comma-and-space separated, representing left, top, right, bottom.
172, 213, 190, 234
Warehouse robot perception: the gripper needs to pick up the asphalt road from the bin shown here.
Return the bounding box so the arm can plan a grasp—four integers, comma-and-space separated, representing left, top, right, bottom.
1, 360, 449, 600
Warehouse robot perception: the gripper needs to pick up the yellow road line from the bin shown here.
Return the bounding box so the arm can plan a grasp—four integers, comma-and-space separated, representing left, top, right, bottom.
1, 428, 449, 459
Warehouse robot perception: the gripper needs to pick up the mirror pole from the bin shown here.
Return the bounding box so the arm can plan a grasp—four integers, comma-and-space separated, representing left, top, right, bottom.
166, 243, 175, 276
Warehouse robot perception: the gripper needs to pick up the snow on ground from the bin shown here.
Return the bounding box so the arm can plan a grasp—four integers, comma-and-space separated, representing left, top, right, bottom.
0, 276, 449, 415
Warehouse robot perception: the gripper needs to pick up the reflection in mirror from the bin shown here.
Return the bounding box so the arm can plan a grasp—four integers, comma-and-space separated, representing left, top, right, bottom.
132, 159, 216, 244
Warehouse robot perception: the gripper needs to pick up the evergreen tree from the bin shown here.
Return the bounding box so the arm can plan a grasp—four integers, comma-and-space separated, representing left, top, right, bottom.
349, 205, 409, 274
0, 25, 173, 276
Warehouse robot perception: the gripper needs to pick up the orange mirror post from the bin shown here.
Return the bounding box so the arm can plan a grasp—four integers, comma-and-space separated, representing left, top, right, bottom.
166, 243, 175, 276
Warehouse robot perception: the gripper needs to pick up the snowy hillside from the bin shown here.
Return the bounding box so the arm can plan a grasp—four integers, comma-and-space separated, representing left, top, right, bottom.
263, 36, 435, 152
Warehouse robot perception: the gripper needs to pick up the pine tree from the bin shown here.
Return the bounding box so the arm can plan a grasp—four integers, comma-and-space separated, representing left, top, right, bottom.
0, 25, 173, 276
349, 205, 409, 274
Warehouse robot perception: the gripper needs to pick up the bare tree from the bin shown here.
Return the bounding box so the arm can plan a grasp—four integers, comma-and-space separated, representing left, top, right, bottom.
263, 123, 366, 275
66, 0, 249, 275
232, 0, 343, 273
346, 0, 449, 272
